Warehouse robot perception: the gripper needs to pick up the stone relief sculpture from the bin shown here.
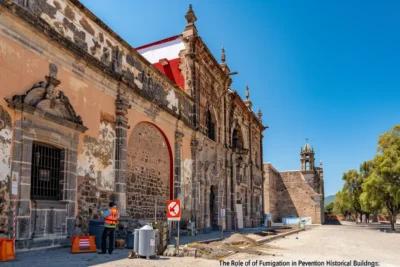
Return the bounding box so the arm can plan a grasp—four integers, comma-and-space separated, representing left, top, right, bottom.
5, 63, 85, 128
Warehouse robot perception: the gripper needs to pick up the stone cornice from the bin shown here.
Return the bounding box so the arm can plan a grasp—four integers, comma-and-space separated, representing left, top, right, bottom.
229, 90, 266, 131
0, 0, 195, 128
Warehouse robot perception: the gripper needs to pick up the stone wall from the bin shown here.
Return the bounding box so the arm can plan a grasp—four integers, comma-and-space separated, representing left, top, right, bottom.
126, 122, 171, 221
264, 163, 323, 224
9, 0, 193, 126
76, 178, 114, 234
77, 119, 115, 233
0, 0, 267, 237
263, 163, 279, 221
277, 171, 322, 223
0, 105, 12, 234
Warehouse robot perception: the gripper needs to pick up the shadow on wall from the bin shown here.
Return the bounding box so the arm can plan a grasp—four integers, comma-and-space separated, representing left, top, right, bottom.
76, 177, 114, 235
275, 173, 298, 222
324, 214, 343, 225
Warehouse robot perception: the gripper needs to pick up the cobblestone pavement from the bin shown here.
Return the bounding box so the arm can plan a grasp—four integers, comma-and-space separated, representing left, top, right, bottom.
4, 225, 399, 267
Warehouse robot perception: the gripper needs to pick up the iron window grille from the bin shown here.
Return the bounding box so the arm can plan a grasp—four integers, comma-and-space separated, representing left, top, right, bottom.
31, 142, 63, 200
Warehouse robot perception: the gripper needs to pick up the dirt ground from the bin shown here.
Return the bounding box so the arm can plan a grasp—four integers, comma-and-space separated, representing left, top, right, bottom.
92, 225, 399, 267
4, 225, 399, 267
228, 225, 399, 267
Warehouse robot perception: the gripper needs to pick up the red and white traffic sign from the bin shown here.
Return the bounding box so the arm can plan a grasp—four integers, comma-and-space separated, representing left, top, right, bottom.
167, 200, 181, 221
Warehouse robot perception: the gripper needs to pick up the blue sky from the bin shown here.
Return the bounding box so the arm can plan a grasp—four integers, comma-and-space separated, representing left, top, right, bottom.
80, 0, 400, 196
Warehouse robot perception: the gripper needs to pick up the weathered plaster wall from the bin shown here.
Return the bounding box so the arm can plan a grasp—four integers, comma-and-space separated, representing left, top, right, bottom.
1, 0, 267, 236
10, 0, 193, 125
1, 11, 117, 235
180, 135, 193, 221
0, 105, 12, 234
76, 118, 115, 233
182, 158, 193, 214
77, 119, 115, 191
0, 13, 117, 138
126, 122, 171, 221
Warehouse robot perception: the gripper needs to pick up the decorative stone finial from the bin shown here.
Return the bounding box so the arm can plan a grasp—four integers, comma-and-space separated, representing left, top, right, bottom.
257, 107, 262, 120
245, 84, 249, 100
49, 63, 58, 78
320, 160, 323, 166
44, 63, 61, 109
221, 46, 226, 63
185, 4, 197, 24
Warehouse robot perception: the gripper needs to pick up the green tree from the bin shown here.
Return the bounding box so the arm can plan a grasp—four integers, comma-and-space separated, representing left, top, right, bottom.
333, 190, 353, 219
358, 161, 376, 222
325, 202, 334, 214
341, 169, 372, 222
361, 125, 400, 230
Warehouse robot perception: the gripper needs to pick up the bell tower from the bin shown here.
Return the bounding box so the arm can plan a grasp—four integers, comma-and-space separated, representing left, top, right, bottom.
300, 138, 315, 171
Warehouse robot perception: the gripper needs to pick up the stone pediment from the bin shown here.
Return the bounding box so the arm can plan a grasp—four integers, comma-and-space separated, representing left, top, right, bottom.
5, 63, 87, 133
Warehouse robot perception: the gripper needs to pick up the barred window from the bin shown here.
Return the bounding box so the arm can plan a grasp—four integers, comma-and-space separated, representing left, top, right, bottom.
31, 143, 63, 200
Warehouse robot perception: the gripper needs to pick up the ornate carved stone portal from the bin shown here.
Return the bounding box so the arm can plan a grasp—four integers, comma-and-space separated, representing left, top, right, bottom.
5, 63, 87, 132
5, 63, 86, 249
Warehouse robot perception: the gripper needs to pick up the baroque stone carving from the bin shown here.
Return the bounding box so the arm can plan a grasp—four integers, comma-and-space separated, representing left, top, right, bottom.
253, 175, 262, 187
5, 63, 87, 132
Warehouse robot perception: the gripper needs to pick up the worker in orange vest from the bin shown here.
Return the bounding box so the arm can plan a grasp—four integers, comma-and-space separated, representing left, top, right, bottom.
98, 202, 119, 255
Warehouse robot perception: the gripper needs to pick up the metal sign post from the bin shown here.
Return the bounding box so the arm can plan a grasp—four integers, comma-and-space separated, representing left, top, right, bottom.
177, 221, 180, 256
167, 200, 181, 256
11, 171, 19, 253
221, 207, 225, 238
154, 197, 157, 222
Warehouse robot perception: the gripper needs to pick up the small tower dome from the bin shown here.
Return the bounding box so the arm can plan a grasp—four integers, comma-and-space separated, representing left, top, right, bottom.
300, 138, 315, 171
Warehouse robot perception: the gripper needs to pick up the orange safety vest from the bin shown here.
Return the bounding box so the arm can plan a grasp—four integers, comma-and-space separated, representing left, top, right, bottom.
104, 207, 119, 225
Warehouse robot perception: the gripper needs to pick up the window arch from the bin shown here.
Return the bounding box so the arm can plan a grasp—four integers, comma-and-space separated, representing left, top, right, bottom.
206, 108, 216, 141
232, 125, 244, 149
255, 151, 259, 168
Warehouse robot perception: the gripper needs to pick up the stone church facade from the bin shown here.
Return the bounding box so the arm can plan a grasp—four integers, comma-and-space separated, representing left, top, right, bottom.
0, 0, 266, 249
263, 142, 325, 224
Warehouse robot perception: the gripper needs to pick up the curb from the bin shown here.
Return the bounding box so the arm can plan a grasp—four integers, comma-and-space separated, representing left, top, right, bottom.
197, 237, 224, 244
257, 229, 304, 244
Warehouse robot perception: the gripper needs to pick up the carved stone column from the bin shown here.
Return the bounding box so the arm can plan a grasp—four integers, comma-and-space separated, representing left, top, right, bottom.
199, 183, 204, 230
205, 187, 211, 228
198, 161, 205, 230
190, 140, 199, 226
114, 94, 131, 215
225, 151, 233, 230
174, 132, 184, 200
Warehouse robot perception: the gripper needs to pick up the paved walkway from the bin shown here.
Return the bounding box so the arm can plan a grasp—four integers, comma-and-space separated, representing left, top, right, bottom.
3, 227, 273, 267
5, 225, 397, 267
